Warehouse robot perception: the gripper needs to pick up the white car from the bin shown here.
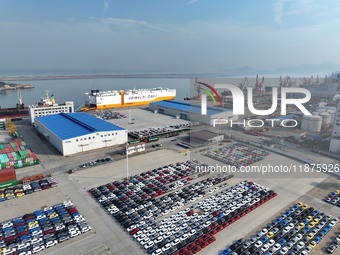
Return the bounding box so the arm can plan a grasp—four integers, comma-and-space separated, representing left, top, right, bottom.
32, 245, 45, 254
70, 230, 81, 237
151, 249, 163, 255
144, 241, 155, 249
161, 243, 172, 252
45, 239, 58, 247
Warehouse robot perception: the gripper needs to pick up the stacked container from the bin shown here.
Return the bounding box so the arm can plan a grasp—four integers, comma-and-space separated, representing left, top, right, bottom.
0, 167, 17, 188
0, 139, 39, 170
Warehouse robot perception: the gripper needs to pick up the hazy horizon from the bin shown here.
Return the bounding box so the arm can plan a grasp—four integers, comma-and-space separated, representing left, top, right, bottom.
1, 0, 340, 75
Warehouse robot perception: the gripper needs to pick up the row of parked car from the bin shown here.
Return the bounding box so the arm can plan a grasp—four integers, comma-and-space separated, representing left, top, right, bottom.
128, 180, 275, 255
79, 157, 113, 169
324, 190, 340, 207
0, 178, 57, 202
327, 232, 340, 253
90, 158, 275, 255
203, 143, 270, 168
222, 202, 338, 255
0, 200, 91, 255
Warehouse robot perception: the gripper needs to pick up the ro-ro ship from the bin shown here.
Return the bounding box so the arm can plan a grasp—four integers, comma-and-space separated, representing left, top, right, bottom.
83, 87, 176, 110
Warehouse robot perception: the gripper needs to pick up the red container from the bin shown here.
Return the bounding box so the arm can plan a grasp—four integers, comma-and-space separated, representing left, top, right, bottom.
0, 175, 16, 183
0, 168, 16, 178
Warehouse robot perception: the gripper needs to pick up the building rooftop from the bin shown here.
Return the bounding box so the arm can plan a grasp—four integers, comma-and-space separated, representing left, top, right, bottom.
150, 100, 230, 116
36, 112, 125, 140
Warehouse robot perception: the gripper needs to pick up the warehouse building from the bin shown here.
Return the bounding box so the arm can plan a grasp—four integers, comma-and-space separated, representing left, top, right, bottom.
149, 100, 237, 125
34, 113, 127, 156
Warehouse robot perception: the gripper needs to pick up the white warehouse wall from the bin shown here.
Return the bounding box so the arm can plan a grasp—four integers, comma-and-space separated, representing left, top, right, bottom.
35, 118, 127, 156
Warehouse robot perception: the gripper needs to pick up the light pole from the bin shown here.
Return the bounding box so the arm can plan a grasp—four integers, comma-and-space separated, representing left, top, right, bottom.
126, 143, 129, 180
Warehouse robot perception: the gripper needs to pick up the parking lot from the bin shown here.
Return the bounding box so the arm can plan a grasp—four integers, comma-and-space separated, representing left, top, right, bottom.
0, 141, 338, 255
100, 108, 193, 132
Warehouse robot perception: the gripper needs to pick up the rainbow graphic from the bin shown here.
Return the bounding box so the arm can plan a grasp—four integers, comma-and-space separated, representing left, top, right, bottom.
197, 82, 223, 106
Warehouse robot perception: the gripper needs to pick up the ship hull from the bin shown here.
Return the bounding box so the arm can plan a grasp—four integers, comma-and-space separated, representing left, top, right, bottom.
85, 95, 176, 109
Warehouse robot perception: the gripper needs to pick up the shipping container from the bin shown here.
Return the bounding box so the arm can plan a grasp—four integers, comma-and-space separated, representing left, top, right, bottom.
0, 180, 18, 189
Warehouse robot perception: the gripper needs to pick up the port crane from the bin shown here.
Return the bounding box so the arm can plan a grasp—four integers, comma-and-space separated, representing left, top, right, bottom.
254, 75, 264, 94
238, 77, 249, 91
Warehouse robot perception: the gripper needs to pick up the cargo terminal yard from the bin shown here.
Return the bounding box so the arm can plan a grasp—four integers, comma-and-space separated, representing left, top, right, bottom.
0, 78, 340, 255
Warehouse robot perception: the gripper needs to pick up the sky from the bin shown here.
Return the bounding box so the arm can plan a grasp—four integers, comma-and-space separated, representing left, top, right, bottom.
1, 0, 340, 74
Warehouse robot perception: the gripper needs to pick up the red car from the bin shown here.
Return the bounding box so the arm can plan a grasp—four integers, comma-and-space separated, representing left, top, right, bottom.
147, 184, 155, 188
200, 241, 209, 248
202, 233, 210, 240
24, 215, 35, 221
195, 238, 203, 245
212, 211, 220, 217
18, 231, 29, 237
14, 222, 25, 228
151, 193, 159, 198
209, 229, 217, 236
179, 247, 188, 255
222, 222, 229, 228
187, 243, 196, 250
129, 228, 139, 235
192, 246, 201, 254
5, 235, 17, 242
208, 236, 216, 243
44, 229, 54, 235
186, 210, 194, 216
210, 222, 218, 229
187, 178, 193, 181
216, 225, 223, 232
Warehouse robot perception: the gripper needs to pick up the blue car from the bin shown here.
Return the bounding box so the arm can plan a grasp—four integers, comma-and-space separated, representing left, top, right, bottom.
45, 209, 55, 214
276, 217, 283, 223
30, 227, 40, 233
71, 213, 80, 217
278, 239, 286, 246
16, 225, 27, 231
311, 210, 319, 217
38, 217, 48, 223
34, 210, 44, 215
59, 210, 68, 216
222, 248, 232, 255
303, 226, 311, 232
292, 204, 299, 210
14, 219, 24, 224
284, 210, 292, 217
281, 220, 289, 227
261, 236, 269, 243
313, 237, 321, 243
118, 194, 126, 198
0, 198, 6, 202
50, 216, 60, 222
26, 218, 36, 224
302, 219, 309, 225
20, 234, 31, 241
2, 226, 13, 232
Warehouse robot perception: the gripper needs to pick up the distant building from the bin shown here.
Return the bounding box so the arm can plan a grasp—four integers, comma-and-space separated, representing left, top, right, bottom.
329, 99, 340, 154
149, 100, 237, 125
29, 91, 74, 124
34, 113, 127, 156
190, 130, 224, 143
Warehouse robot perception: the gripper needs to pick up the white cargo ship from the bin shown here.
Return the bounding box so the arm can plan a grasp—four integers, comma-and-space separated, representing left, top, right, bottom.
84, 87, 176, 110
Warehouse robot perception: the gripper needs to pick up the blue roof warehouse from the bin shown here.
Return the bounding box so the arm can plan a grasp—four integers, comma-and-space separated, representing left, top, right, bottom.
149, 100, 237, 125
34, 112, 127, 156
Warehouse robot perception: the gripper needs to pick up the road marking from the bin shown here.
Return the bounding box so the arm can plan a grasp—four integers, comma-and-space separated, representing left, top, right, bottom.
47, 232, 96, 255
